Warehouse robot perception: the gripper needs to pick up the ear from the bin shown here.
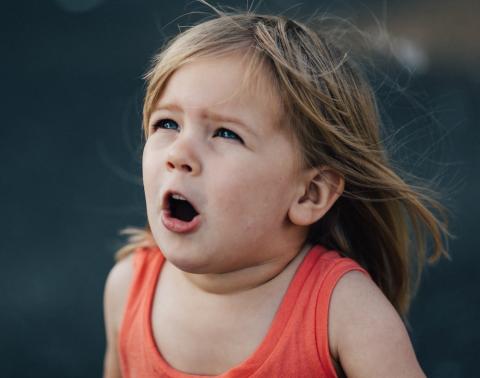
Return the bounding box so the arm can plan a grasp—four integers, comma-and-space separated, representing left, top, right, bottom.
288, 166, 344, 226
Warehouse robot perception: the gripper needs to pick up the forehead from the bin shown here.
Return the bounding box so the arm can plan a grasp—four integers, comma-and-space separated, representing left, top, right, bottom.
153, 54, 282, 129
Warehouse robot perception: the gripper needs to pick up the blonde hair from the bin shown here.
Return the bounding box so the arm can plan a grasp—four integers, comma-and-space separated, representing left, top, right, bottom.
115, 10, 450, 319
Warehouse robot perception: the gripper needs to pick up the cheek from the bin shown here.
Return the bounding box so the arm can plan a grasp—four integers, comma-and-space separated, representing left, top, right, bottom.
213, 164, 294, 226
142, 146, 162, 206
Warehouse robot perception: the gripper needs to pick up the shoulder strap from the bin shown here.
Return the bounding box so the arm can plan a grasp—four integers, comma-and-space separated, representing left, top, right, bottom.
118, 246, 164, 377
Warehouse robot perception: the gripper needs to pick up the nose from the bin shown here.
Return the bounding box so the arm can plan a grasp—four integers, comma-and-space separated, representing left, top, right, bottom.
165, 135, 201, 175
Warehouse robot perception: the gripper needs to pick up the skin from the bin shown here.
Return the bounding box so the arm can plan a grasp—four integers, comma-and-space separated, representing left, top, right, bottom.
142, 54, 329, 289
103, 53, 426, 377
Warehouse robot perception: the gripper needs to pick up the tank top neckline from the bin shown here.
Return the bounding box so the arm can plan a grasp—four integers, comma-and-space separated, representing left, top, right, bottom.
141, 244, 328, 377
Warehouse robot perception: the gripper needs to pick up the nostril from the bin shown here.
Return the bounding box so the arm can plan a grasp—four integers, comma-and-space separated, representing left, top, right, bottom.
166, 160, 193, 172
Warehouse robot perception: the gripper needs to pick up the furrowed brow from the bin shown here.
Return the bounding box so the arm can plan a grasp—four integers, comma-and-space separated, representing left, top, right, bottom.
152, 102, 256, 136
206, 111, 255, 136
153, 103, 183, 113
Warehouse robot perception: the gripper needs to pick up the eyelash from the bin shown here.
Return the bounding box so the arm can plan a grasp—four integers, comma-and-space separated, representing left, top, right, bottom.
151, 119, 244, 144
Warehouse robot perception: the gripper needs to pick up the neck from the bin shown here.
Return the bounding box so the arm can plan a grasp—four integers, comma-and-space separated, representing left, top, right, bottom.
171, 242, 312, 296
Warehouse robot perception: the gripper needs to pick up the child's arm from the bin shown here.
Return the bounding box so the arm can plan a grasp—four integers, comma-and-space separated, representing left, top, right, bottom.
103, 254, 134, 378
329, 271, 427, 378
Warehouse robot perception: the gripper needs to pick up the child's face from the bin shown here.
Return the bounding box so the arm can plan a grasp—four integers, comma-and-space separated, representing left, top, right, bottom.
143, 54, 307, 274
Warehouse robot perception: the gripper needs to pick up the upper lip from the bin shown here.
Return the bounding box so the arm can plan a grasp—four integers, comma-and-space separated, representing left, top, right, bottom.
161, 189, 200, 214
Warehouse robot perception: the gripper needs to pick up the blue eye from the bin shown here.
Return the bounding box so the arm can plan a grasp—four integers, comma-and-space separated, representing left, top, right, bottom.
153, 119, 179, 131
214, 128, 244, 143
151, 120, 243, 144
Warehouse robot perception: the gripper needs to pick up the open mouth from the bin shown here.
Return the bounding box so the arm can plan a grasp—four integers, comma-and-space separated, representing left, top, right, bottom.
168, 193, 199, 222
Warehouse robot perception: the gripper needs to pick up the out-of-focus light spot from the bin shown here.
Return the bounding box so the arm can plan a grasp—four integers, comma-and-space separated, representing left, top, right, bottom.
54, 0, 106, 13
391, 37, 429, 74
371, 32, 429, 74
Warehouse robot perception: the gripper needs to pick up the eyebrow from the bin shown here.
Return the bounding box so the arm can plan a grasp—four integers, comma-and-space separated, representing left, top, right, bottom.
153, 102, 256, 135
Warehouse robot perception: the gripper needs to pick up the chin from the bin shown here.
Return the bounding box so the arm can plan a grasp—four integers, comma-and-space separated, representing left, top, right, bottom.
162, 246, 215, 274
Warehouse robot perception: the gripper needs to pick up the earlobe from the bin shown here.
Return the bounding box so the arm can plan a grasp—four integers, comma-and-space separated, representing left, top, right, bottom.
288, 167, 344, 227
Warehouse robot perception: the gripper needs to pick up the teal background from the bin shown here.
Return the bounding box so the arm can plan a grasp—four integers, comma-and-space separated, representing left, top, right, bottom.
1, 1, 478, 377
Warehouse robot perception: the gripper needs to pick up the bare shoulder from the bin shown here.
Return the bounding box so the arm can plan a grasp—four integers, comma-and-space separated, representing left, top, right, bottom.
328, 270, 426, 378
103, 253, 135, 378
104, 253, 135, 330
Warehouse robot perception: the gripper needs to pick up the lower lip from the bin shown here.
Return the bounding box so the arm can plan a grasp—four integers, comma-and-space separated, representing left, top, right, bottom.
161, 210, 201, 233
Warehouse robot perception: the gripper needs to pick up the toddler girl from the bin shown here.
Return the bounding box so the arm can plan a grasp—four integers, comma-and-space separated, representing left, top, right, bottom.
103, 9, 448, 378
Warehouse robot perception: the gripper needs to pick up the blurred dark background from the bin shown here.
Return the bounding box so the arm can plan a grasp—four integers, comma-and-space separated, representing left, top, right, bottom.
1, 0, 478, 377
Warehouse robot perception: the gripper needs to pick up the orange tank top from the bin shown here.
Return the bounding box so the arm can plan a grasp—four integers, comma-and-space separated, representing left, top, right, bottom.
119, 245, 371, 378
